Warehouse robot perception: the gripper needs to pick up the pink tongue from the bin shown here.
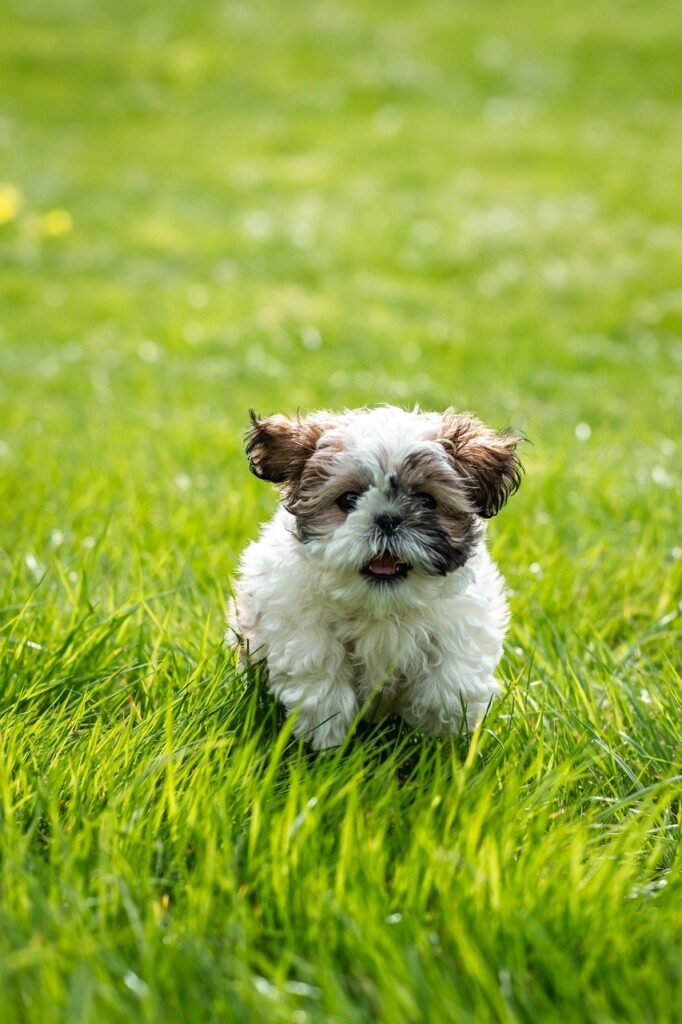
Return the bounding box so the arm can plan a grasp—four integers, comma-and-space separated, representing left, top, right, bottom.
369, 553, 399, 575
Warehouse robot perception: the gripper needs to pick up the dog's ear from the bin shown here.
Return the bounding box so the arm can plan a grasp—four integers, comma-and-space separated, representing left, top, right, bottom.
244, 410, 338, 485
437, 409, 524, 518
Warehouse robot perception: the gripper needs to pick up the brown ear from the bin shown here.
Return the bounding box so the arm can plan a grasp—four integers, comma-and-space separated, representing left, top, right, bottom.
244, 410, 337, 485
438, 410, 524, 518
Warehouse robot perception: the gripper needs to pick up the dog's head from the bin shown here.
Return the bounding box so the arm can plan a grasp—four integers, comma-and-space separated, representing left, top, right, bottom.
245, 405, 523, 592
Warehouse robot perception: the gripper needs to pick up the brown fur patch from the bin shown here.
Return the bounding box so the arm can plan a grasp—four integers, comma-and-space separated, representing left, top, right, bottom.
435, 410, 524, 518
399, 448, 472, 519
288, 449, 371, 539
244, 410, 341, 490
397, 447, 482, 570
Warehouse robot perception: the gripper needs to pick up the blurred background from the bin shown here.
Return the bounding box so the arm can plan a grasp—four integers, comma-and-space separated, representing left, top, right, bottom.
1, 0, 680, 634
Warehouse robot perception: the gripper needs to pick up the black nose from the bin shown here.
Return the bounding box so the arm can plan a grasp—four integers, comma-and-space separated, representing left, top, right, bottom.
375, 513, 401, 535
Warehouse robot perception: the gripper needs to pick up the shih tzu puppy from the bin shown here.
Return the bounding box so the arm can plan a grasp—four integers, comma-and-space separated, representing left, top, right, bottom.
227, 405, 523, 749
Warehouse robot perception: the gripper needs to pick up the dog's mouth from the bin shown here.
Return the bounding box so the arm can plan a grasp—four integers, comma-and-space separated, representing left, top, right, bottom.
362, 553, 412, 582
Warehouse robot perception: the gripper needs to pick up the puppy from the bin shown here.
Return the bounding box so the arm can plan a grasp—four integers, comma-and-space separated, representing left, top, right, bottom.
228, 405, 523, 749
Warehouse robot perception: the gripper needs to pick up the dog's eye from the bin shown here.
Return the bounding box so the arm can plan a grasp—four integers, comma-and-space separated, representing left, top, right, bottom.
416, 492, 437, 510
336, 491, 361, 512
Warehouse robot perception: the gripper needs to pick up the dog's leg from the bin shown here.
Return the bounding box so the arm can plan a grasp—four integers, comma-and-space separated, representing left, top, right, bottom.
267, 635, 358, 749
402, 668, 499, 738
271, 671, 358, 749
282, 678, 358, 749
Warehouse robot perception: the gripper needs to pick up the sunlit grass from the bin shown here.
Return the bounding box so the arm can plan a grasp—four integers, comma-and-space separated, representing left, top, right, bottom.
1, 0, 681, 1020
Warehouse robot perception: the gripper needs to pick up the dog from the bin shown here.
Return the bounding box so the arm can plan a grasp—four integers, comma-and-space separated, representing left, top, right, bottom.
227, 405, 523, 749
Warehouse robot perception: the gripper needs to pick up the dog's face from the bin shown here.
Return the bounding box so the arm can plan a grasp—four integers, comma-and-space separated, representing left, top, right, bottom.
245, 406, 522, 595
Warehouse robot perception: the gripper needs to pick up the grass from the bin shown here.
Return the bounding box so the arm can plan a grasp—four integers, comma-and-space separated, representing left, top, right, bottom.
1, 0, 681, 1020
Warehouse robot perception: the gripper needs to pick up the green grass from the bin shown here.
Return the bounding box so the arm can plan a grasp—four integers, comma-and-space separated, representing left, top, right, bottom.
1, 0, 681, 1020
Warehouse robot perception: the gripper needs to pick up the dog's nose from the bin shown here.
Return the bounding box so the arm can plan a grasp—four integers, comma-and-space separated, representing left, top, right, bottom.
375, 513, 402, 535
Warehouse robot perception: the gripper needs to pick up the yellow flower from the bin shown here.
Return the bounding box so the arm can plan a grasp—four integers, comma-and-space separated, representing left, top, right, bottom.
42, 208, 73, 237
0, 184, 22, 225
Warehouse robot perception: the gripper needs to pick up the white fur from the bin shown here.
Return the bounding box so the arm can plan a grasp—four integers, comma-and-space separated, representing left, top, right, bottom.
228, 406, 512, 749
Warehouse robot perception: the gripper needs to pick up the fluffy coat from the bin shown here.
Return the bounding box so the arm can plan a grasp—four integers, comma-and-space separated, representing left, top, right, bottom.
228, 405, 523, 749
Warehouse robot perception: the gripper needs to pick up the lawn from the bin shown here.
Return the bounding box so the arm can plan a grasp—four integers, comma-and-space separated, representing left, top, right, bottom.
1, 0, 681, 1020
